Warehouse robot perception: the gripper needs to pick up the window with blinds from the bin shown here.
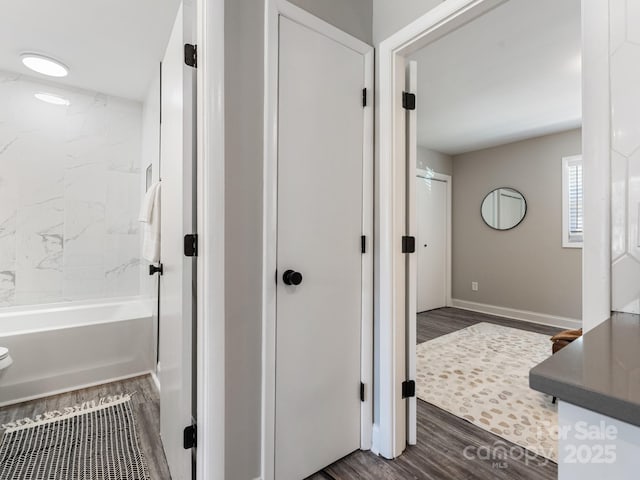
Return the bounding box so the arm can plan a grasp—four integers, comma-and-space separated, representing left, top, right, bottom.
562, 155, 583, 247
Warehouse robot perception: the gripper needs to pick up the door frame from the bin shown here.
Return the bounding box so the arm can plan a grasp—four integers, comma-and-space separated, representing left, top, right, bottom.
376, 0, 611, 459
416, 169, 452, 310
195, 0, 226, 478
262, 2, 374, 479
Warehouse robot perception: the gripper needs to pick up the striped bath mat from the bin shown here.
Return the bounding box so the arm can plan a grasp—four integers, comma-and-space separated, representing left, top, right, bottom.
0, 394, 150, 479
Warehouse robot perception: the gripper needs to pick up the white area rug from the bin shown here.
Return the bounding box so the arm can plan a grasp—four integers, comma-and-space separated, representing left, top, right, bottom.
416, 322, 557, 461
0, 394, 149, 479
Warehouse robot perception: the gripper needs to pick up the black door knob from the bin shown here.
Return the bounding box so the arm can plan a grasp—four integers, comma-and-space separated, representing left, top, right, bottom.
283, 269, 303, 286
149, 264, 163, 276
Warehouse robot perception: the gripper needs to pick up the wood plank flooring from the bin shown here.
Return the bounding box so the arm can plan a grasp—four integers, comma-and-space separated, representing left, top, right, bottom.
0, 308, 562, 480
0, 374, 171, 480
309, 307, 562, 480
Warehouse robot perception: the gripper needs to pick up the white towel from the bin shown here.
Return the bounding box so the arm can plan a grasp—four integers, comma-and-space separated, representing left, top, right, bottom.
139, 181, 161, 263
139, 181, 160, 222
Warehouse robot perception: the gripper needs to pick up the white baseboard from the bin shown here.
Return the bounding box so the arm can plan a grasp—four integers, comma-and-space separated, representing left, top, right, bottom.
0, 370, 153, 409
451, 299, 581, 330
150, 371, 161, 393
370, 423, 381, 456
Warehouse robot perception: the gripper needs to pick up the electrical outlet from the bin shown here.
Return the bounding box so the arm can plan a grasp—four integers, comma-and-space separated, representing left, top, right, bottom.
471, 282, 478, 291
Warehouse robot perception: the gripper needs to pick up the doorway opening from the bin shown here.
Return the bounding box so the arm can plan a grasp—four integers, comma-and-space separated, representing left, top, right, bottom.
406, 0, 583, 471
415, 169, 451, 314
373, 0, 610, 472
0, 1, 205, 479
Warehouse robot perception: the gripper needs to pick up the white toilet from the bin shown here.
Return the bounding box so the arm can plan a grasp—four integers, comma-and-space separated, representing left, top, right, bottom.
0, 347, 13, 371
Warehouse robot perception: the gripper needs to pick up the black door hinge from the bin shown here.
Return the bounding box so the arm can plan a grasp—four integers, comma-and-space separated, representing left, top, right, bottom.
184, 234, 198, 257
362, 88, 367, 107
402, 236, 415, 253
402, 380, 415, 399
184, 44, 197, 68
149, 264, 163, 276
361, 235, 366, 254
183, 424, 197, 449
360, 382, 365, 402
402, 91, 416, 110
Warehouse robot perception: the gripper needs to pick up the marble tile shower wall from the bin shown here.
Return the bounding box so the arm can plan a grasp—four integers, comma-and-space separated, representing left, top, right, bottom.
0, 71, 143, 307
610, 0, 640, 313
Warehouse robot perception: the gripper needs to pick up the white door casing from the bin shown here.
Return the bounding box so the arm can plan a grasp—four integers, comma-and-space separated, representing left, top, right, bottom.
405, 61, 418, 446
262, 2, 374, 479
275, 16, 365, 480
378, 0, 511, 458
159, 3, 196, 479
416, 177, 448, 313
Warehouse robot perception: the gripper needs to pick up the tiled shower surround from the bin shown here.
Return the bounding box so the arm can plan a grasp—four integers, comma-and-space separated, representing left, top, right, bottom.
610, 0, 640, 313
0, 71, 142, 306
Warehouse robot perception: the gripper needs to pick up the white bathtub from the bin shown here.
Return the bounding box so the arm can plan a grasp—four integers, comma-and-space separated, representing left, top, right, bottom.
0, 297, 154, 407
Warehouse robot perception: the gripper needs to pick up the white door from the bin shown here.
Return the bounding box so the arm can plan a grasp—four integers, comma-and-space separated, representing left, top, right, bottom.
276, 16, 364, 480
158, 3, 195, 480
416, 177, 447, 312
404, 61, 418, 446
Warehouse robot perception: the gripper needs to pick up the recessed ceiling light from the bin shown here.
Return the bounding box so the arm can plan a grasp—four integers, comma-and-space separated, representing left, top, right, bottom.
21, 53, 68, 77
35, 92, 71, 106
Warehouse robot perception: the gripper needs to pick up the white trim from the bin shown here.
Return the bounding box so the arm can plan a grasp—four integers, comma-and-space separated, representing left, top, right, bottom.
361, 40, 375, 454
562, 155, 584, 249
377, 0, 607, 459
451, 299, 582, 330
195, 0, 225, 478
416, 169, 453, 308
406, 61, 417, 447
150, 371, 161, 393
581, 0, 610, 332
261, 4, 278, 480
0, 371, 152, 409
262, 3, 374, 479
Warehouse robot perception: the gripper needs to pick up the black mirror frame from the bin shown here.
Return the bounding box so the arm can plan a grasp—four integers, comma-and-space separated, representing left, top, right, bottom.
480, 187, 527, 231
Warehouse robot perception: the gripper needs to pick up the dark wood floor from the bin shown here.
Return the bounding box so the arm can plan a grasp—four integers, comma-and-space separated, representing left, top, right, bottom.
0, 374, 171, 480
0, 308, 562, 480
309, 307, 561, 480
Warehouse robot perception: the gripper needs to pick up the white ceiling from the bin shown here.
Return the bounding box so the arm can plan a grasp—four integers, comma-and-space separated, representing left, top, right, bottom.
409, 0, 582, 155
0, 0, 181, 102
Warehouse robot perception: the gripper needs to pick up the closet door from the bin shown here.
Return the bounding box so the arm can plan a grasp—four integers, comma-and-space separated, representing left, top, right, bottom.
417, 177, 448, 313
275, 16, 365, 480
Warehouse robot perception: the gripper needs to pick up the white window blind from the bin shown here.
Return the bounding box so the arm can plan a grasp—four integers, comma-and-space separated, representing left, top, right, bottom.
563, 155, 583, 247
568, 161, 583, 241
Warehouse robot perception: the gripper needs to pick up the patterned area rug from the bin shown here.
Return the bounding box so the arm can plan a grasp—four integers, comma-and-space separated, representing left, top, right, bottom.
416, 322, 557, 461
0, 394, 149, 479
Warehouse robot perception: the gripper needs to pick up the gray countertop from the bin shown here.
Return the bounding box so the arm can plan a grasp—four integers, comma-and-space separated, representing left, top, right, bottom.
529, 312, 640, 427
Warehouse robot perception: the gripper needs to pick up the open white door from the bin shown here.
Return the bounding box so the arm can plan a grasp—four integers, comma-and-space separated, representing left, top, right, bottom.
158, 2, 196, 480
405, 60, 418, 446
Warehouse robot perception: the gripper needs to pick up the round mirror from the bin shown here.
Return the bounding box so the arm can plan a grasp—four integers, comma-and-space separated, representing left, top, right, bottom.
481, 187, 527, 230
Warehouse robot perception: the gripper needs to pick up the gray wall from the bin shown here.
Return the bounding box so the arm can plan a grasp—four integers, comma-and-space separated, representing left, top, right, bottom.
417, 146, 452, 175
451, 129, 582, 319
373, 0, 443, 44
225, 0, 263, 478
290, 0, 373, 44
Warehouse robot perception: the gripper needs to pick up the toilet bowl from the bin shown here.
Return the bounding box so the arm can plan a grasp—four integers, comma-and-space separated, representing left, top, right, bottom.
0, 347, 13, 371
